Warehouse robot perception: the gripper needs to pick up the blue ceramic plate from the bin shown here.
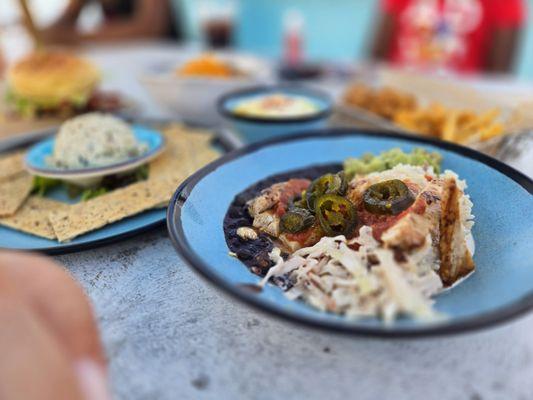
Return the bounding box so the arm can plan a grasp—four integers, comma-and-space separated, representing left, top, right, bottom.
25, 125, 164, 181
0, 204, 166, 255
167, 129, 533, 337
0, 126, 236, 255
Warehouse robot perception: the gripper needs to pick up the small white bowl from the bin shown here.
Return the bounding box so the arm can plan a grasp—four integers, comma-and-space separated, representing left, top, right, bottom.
140, 52, 273, 126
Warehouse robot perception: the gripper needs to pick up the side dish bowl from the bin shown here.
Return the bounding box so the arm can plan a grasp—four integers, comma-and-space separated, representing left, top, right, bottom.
25, 125, 165, 186
167, 128, 533, 337
140, 53, 272, 126
218, 85, 333, 143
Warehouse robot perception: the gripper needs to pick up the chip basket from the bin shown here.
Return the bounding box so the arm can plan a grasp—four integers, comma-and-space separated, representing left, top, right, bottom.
332, 68, 533, 160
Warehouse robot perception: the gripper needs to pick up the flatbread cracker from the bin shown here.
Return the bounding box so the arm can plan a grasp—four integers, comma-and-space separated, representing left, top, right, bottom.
0, 173, 33, 217
0, 196, 68, 239
48, 177, 179, 242
150, 125, 218, 178
149, 142, 196, 178
194, 147, 220, 166
0, 152, 25, 182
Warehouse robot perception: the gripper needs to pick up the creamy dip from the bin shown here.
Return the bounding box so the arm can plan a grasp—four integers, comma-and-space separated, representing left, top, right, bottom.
49, 113, 147, 169
233, 93, 319, 119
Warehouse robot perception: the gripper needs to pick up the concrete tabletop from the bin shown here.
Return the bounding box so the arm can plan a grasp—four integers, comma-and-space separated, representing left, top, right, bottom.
56, 44, 533, 400
58, 230, 533, 400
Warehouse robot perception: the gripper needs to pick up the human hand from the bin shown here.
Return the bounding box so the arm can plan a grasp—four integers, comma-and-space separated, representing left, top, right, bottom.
0, 251, 110, 400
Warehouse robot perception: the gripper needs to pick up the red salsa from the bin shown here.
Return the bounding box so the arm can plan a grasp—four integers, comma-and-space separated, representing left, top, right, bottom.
358, 194, 427, 240
275, 179, 310, 216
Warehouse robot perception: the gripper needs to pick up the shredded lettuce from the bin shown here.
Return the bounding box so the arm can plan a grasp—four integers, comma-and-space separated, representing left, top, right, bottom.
5, 90, 39, 118
31, 165, 150, 201
80, 187, 108, 201
4, 89, 90, 118
32, 176, 61, 196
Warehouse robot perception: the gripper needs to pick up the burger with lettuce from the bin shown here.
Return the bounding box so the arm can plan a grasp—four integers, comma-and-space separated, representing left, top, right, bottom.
6, 51, 120, 118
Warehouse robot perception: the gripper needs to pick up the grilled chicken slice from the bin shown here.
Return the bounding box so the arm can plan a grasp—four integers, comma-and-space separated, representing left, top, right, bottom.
348, 176, 437, 248
438, 177, 475, 286
247, 179, 310, 217
381, 212, 431, 250
247, 182, 287, 217
381, 181, 443, 250
252, 211, 280, 237
277, 235, 303, 253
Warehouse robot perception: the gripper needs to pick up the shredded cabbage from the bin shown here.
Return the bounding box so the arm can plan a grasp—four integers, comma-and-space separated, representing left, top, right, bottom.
264, 228, 444, 322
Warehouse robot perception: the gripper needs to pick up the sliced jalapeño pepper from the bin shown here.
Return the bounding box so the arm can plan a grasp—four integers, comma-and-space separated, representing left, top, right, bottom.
306, 172, 347, 210
290, 191, 308, 209
280, 207, 315, 233
363, 179, 414, 215
315, 194, 357, 237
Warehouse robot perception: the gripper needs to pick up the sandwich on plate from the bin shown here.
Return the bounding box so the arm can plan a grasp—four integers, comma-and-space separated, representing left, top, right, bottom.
5, 51, 121, 118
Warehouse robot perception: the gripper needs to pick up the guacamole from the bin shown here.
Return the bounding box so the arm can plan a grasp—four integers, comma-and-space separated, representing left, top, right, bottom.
343, 148, 442, 178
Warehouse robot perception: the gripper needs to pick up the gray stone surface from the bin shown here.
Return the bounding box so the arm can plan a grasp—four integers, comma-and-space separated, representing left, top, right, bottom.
58, 229, 533, 400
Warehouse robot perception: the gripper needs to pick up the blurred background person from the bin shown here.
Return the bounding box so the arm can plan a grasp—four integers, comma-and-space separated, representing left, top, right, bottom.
31, 0, 182, 45
0, 251, 109, 400
370, 0, 526, 73
1, 1, 531, 78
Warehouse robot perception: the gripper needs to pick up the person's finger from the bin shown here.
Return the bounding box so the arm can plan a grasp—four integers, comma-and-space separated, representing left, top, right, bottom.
0, 251, 106, 367
0, 293, 84, 400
